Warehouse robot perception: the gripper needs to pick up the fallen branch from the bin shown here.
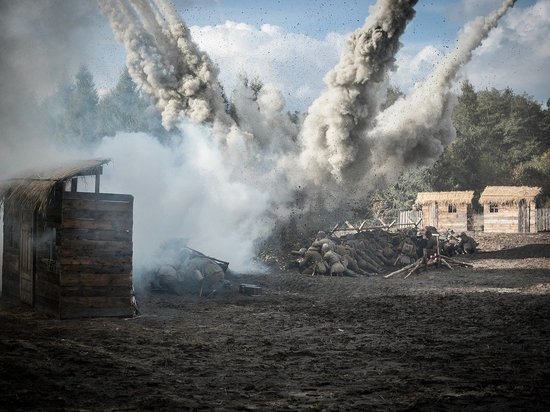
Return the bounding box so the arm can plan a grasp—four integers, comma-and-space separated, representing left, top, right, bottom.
384, 259, 422, 278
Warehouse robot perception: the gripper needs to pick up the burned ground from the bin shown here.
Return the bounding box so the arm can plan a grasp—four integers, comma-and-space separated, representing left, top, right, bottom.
1, 233, 549, 410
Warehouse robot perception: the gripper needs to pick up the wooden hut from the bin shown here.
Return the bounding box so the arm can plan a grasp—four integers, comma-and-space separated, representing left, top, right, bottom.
479, 186, 541, 233
1, 159, 134, 318
415, 191, 474, 233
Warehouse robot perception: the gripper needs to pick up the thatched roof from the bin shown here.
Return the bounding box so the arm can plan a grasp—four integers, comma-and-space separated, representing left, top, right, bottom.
0, 158, 110, 213
479, 186, 542, 205
416, 191, 474, 206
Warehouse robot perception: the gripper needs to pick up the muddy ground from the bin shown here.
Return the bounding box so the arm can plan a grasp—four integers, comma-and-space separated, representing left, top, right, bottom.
1, 233, 549, 410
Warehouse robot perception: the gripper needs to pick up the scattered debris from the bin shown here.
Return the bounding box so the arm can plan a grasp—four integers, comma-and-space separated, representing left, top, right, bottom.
239, 284, 263, 296
151, 244, 229, 296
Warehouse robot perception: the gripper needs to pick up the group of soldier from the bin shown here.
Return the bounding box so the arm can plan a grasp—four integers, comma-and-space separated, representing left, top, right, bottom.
292, 226, 478, 276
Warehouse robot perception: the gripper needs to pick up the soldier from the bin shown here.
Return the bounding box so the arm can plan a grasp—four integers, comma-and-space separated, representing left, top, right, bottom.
178, 256, 225, 296
458, 232, 478, 254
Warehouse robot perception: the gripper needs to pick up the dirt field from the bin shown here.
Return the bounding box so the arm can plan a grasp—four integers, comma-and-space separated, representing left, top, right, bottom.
1, 233, 550, 410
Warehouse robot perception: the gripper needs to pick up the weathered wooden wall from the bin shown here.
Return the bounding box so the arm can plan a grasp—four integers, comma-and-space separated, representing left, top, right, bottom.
420, 203, 470, 232
34, 186, 62, 315
537, 208, 550, 232
2, 203, 20, 299
57, 191, 133, 318
436, 204, 469, 233
398, 210, 422, 228
421, 203, 438, 228
484, 205, 519, 233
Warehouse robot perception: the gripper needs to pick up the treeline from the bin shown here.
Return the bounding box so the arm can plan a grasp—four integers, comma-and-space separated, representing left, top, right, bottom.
38, 68, 549, 216
374, 81, 550, 218
41, 65, 170, 146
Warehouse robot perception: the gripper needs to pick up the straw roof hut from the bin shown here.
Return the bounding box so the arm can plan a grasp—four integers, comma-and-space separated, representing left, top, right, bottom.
1, 158, 134, 318
416, 191, 475, 206
0, 158, 110, 214
479, 186, 541, 233
479, 186, 541, 205
415, 191, 474, 233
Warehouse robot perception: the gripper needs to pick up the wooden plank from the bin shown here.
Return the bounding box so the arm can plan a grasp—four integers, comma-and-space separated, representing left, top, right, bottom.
63, 192, 133, 202
61, 217, 132, 231
62, 208, 132, 221
62, 198, 131, 213
57, 248, 132, 259
56, 239, 132, 254
58, 255, 132, 266
60, 264, 132, 275
59, 228, 132, 242
61, 286, 132, 298
60, 273, 132, 287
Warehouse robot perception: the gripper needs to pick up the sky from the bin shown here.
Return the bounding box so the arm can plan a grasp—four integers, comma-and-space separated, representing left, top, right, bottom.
85, 0, 549, 111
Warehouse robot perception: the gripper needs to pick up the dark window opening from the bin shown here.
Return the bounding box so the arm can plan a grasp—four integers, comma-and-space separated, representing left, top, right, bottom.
448, 204, 457, 213
489, 203, 499, 213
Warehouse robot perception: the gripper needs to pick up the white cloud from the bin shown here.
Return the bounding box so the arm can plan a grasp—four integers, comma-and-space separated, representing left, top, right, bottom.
190, 21, 346, 111
464, 0, 550, 102
389, 0, 550, 104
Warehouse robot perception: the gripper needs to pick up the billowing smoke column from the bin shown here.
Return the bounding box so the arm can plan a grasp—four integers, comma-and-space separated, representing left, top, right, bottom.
95, 0, 517, 270
299, 0, 418, 184
98, 0, 233, 131
358, 0, 518, 187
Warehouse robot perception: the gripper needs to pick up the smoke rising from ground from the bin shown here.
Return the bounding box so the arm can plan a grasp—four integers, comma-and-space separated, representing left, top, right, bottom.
98, 0, 233, 132
299, 0, 418, 184
0, 0, 517, 284
355, 0, 517, 188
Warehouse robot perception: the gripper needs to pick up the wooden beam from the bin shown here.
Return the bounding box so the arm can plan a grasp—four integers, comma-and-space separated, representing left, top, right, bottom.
95, 171, 100, 193
71, 178, 78, 193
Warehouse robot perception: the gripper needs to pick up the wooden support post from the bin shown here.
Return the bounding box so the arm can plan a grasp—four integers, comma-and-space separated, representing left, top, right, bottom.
95, 171, 100, 193
71, 177, 78, 193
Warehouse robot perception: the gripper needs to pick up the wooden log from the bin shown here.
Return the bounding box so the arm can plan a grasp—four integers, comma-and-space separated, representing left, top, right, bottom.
404, 260, 423, 279
440, 258, 453, 270
384, 259, 422, 278
445, 257, 474, 267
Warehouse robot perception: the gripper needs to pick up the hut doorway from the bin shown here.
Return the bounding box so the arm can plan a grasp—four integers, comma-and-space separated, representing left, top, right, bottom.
518, 200, 529, 233
19, 210, 35, 306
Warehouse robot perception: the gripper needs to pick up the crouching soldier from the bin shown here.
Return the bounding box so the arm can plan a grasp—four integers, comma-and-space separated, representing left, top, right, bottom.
458, 232, 478, 254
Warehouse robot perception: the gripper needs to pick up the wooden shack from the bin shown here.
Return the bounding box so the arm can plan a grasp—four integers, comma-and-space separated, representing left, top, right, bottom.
479, 186, 541, 233
415, 191, 474, 233
1, 159, 134, 318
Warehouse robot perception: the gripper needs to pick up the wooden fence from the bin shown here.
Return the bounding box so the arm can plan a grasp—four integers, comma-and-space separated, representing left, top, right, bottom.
398, 210, 423, 229
537, 208, 550, 232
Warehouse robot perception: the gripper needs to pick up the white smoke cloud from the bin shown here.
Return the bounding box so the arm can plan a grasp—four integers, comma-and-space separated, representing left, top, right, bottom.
93, 129, 274, 280
298, 0, 418, 184
190, 21, 346, 111
98, 0, 234, 131
357, 0, 517, 188
461, 0, 550, 103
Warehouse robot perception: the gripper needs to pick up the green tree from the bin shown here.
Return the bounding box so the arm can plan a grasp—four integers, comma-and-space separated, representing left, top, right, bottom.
64, 65, 99, 145
97, 69, 150, 136
372, 167, 432, 220
431, 81, 548, 190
